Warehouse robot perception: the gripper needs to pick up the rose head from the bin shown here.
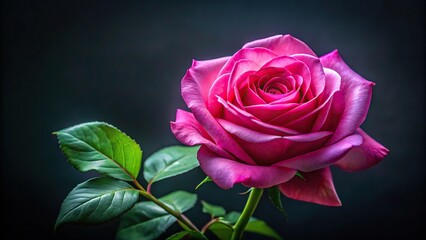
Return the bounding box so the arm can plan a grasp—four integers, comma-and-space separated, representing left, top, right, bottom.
171, 35, 388, 206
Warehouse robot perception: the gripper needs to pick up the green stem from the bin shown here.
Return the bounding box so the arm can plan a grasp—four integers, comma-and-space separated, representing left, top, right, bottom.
201, 218, 219, 233
231, 188, 264, 240
138, 190, 200, 232
131, 178, 199, 232
132, 178, 146, 192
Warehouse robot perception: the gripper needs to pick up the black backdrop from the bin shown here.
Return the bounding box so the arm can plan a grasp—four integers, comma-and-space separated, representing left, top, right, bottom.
1, 1, 424, 239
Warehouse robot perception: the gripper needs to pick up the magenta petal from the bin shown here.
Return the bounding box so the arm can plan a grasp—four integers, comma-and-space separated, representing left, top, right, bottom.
334, 128, 389, 171
229, 59, 260, 105
198, 146, 296, 189
186, 57, 230, 101
245, 102, 299, 122
274, 134, 363, 171
242, 34, 317, 57
182, 70, 256, 165
292, 54, 325, 96
219, 118, 332, 143
218, 119, 282, 143
217, 96, 300, 135
283, 67, 341, 131
219, 48, 277, 76
279, 167, 342, 206
320, 50, 375, 144
171, 109, 234, 159
208, 73, 230, 117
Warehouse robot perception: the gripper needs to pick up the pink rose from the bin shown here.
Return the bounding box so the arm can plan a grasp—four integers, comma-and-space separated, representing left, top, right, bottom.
171, 35, 388, 206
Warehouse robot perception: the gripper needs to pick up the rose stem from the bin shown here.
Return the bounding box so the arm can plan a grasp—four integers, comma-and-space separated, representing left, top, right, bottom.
231, 188, 264, 240
138, 189, 200, 232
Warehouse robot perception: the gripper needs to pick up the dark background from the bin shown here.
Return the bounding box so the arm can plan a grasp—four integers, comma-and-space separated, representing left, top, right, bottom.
1, 0, 424, 239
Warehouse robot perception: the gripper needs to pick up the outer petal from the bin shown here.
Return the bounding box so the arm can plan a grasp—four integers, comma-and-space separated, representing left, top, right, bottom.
274, 134, 363, 171
207, 73, 230, 117
218, 48, 277, 76
198, 146, 296, 189
218, 118, 332, 165
242, 34, 317, 57
170, 109, 234, 159
182, 58, 258, 165
334, 128, 389, 171
279, 167, 341, 206
187, 57, 230, 101
320, 50, 375, 144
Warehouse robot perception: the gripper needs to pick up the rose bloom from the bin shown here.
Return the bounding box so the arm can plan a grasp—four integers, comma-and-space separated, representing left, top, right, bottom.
171, 35, 388, 206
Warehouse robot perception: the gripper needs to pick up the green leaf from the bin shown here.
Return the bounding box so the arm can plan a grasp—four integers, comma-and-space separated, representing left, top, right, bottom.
220, 211, 242, 224
55, 177, 139, 230
209, 212, 282, 240
117, 191, 197, 240
143, 145, 200, 184
208, 221, 233, 240
166, 231, 207, 240
201, 200, 226, 218
207, 212, 242, 240
55, 122, 142, 181
245, 220, 282, 240
195, 176, 212, 190
268, 186, 285, 214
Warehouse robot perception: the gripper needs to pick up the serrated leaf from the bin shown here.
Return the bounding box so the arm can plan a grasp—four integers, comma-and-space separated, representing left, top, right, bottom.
55, 122, 142, 181
195, 176, 212, 190
55, 177, 139, 230
209, 212, 282, 240
117, 191, 197, 240
143, 145, 200, 184
268, 186, 285, 214
166, 231, 207, 240
201, 200, 226, 218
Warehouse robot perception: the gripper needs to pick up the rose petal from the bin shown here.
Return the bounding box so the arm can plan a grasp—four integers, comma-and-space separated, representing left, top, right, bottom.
217, 96, 300, 135
218, 48, 278, 76
274, 134, 363, 171
283, 67, 342, 132
242, 82, 268, 106
217, 118, 283, 142
257, 76, 301, 103
269, 57, 332, 126
208, 73, 230, 117
320, 50, 375, 144
279, 167, 341, 206
182, 65, 256, 165
242, 34, 317, 57
334, 128, 389, 171
218, 118, 332, 143
198, 146, 296, 189
218, 118, 333, 165
261, 56, 311, 98
245, 102, 300, 122
292, 54, 325, 97
311, 90, 333, 132
186, 57, 230, 101
229, 59, 260, 106
171, 109, 234, 159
